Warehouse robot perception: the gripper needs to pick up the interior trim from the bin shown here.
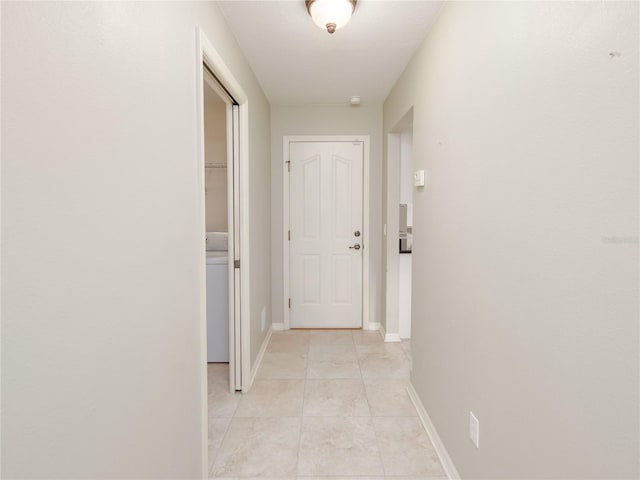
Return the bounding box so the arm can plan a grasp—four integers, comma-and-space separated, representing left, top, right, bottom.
407, 383, 461, 480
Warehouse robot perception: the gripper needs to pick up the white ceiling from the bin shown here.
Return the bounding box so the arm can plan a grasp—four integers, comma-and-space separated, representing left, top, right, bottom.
218, 0, 443, 105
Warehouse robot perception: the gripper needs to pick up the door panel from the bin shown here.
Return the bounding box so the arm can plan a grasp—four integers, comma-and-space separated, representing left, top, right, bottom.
231, 104, 241, 390
303, 255, 321, 304
303, 156, 321, 238
332, 254, 352, 304
290, 141, 363, 328
333, 155, 352, 238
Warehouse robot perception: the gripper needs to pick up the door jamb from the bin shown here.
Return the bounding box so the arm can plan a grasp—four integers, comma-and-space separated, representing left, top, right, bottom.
282, 135, 371, 331
196, 27, 251, 478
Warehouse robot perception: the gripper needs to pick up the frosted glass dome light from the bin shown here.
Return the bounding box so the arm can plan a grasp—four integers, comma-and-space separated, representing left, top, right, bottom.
305, 0, 357, 34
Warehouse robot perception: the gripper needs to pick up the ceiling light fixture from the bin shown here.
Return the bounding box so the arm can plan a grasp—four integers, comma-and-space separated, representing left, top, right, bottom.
305, 0, 357, 34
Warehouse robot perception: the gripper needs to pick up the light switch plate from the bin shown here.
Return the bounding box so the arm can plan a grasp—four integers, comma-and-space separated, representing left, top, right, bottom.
414, 170, 425, 187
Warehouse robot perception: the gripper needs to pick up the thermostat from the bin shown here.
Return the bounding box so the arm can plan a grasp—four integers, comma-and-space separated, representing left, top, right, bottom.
414, 170, 425, 187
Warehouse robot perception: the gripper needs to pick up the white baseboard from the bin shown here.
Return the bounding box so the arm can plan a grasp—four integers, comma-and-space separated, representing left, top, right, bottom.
249, 325, 273, 389
406, 383, 461, 480
365, 322, 381, 331
271, 322, 285, 331
384, 332, 402, 343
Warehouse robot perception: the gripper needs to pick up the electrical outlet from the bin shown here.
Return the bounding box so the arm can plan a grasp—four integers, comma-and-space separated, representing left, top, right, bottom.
469, 411, 480, 448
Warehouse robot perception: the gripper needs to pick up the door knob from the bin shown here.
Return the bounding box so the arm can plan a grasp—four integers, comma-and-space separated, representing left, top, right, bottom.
349, 244, 361, 250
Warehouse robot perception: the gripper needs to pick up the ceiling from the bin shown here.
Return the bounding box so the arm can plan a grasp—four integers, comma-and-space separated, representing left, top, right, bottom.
218, 0, 443, 105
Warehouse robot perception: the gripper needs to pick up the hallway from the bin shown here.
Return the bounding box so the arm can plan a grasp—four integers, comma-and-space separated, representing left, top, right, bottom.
207, 330, 446, 478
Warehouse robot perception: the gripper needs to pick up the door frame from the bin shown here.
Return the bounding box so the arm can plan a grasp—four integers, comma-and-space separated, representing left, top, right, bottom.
383, 107, 413, 342
196, 27, 252, 477
282, 135, 371, 331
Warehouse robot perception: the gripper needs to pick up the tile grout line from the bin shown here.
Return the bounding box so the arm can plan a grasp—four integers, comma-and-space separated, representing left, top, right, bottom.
295, 334, 310, 477
356, 331, 389, 479
206, 416, 231, 478
207, 365, 239, 479
354, 331, 372, 420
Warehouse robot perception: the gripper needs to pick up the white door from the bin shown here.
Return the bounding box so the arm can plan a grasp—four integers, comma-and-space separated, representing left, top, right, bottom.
229, 104, 242, 389
289, 141, 363, 328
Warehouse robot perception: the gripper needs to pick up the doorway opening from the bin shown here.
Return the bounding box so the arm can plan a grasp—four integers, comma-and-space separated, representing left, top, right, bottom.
384, 108, 414, 342
203, 66, 237, 383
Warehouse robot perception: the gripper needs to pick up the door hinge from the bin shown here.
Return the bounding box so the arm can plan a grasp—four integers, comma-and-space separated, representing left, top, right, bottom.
288, 230, 291, 241
286, 161, 291, 172
234, 259, 240, 269
288, 298, 291, 309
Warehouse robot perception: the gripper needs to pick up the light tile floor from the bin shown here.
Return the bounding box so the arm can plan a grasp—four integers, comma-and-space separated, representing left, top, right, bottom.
208, 329, 446, 479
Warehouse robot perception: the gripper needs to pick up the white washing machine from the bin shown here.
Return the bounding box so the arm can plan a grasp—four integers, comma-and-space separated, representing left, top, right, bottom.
206, 233, 229, 363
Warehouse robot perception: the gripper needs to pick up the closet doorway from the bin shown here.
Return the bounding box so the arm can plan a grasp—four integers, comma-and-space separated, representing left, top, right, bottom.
202, 66, 240, 389
197, 28, 251, 401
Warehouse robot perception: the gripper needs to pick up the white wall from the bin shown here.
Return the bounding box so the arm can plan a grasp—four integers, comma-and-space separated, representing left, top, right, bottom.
384, 1, 639, 478
399, 131, 413, 206
1, 2, 270, 478
270, 104, 383, 329
204, 93, 227, 167
204, 97, 228, 232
